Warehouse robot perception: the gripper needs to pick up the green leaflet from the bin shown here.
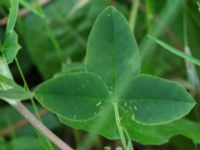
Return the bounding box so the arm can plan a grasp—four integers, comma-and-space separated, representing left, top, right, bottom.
0, 75, 32, 101
34, 6, 196, 145
0, 57, 31, 102
119, 75, 195, 125
0, 0, 21, 64
54, 62, 85, 78
86, 6, 140, 94
35, 73, 110, 121
1, 31, 21, 64
0, 88, 32, 101
6, 0, 19, 32
0, 57, 13, 79
59, 115, 200, 145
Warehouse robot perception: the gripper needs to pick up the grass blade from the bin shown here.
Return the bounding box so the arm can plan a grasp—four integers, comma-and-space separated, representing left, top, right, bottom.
148, 35, 200, 67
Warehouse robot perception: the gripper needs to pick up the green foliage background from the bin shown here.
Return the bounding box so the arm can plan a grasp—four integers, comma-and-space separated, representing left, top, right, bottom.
0, 0, 200, 150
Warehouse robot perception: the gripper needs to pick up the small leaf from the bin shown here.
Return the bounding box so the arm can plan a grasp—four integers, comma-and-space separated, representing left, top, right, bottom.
86, 6, 141, 94
119, 75, 195, 125
0, 75, 32, 101
35, 73, 110, 121
0, 88, 32, 101
0, 74, 15, 89
0, 0, 20, 63
6, 0, 19, 32
1, 31, 21, 64
0, 57, 13, 79
54, 63, 85, 78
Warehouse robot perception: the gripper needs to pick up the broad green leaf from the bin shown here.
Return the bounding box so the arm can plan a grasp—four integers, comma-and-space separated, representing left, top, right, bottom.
35, 72, 110, 121
148, 35, 200, 66
122, 112, 200, 145
119, 75, 195, 125
86, 6, 140, 94
59, 112, 200, 145
1, 31, 21, 64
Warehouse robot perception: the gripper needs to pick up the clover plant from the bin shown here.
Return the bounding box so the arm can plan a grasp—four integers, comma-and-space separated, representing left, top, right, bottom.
0, 1, 197, 149
33, 7, 195, 149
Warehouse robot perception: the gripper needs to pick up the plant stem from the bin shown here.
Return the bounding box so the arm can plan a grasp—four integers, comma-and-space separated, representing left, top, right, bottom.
12, 102, 73, 150
15, 58, 55, 150
145, 0, 154, 31
113, 102, 127, 150
15, 58, 41, 118
129, 0, 140, 32
183, 8, 200, 94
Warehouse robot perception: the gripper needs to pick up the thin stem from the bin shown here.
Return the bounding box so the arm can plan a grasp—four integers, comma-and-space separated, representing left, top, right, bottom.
129, 0, 140, 32
145, 0, 154, 32
15, 58, 41, 118
15, 57, 56, 150
183, 8, 200, 94
113, 102, 127, 150
12, 102, 73, 150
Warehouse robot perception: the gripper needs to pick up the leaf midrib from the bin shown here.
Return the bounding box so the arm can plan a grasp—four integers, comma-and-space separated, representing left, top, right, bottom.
36, 92, 108, 99
110, 9, 117, 96
120, 98, 194, 103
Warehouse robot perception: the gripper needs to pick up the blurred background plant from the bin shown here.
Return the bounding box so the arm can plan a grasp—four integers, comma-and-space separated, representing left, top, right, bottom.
0, 0, 200, 150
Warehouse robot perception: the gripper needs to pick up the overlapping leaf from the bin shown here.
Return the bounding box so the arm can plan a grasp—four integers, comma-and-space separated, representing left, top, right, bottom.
0, 75, 32, 101
35, 73, 109, 121
59, 112, 200, 145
